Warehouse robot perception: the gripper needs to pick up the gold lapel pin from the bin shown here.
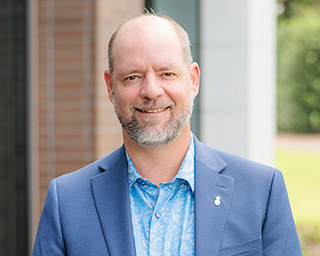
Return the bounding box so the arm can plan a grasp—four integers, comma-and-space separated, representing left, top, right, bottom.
214, 196, 221, 206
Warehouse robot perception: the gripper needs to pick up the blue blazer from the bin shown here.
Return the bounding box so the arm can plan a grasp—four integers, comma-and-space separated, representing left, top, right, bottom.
33, 137, 301, 255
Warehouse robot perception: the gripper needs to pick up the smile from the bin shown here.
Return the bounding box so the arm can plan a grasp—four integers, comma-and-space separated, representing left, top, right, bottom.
137, 107, 169, 113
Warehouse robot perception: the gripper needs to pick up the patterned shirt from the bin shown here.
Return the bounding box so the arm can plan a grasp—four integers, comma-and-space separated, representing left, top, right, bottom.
126, 137, 195, 256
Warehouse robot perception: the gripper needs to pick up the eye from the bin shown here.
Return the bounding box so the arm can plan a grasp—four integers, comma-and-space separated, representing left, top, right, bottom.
161, 72, 175, 78
125, 75, 137, 81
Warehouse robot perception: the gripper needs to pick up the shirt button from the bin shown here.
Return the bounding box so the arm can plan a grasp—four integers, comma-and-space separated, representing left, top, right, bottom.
140, 180, 146, 185
155, 212, 161, 219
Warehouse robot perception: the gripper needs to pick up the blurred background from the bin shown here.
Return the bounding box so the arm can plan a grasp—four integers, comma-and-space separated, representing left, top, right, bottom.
0, 0, 319, 255
277, 1, 320, 255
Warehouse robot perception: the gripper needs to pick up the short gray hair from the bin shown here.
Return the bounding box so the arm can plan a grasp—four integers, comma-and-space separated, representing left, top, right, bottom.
107, 13, 193, 77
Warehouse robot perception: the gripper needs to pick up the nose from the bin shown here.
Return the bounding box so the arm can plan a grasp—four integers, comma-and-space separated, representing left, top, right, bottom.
140, 73, 164, 99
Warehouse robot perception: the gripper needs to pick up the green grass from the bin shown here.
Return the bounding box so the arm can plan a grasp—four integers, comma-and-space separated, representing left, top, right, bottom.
276, 149, 320, 226
276, 149, 320, 255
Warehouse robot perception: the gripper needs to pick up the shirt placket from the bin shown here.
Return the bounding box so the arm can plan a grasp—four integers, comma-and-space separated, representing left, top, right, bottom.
149, 182, 178, 256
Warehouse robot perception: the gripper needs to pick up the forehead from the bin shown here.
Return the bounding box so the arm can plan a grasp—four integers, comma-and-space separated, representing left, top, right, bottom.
112, 16, 185, 69
117, 16, 178, 41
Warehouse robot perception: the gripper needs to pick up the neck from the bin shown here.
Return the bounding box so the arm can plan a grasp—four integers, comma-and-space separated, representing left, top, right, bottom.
124, 126, 191, 186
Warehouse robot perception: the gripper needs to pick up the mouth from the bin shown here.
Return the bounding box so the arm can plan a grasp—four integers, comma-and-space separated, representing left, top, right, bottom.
136, 106, 170, 113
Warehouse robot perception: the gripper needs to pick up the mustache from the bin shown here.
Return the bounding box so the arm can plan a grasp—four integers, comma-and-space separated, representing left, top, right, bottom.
132, 99, 174, 109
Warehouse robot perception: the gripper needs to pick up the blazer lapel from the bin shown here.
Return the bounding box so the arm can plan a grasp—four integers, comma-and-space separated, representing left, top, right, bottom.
91, 146, 136, 256
194, 138, 235, 255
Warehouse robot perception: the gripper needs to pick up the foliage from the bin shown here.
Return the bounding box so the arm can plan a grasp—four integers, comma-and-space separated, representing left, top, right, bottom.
277, 12, 320, 133
278, 0, 320, 20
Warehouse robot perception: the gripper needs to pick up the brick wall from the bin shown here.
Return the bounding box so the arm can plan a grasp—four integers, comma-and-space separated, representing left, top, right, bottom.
36, 0, 144, 216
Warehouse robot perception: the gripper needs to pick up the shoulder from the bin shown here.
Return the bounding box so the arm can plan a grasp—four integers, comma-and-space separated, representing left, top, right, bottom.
194, 137, 280, 184
218, 150, 277, 177
217, 150, 284, 198
43, 146, 126, 213
54, 145, 126, 188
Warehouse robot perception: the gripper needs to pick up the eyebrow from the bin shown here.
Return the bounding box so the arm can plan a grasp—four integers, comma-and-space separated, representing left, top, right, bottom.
118, 69, 140, 78
158, 65, 174, 71
118, 65, 176, 78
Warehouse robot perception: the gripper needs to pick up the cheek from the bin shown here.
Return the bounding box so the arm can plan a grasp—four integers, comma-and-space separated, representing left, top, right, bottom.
169, 84, 193, 105
113, 88, 137, 109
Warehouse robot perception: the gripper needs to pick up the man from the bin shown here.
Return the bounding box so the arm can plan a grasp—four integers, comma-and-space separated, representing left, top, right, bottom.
33, 14, 302, 255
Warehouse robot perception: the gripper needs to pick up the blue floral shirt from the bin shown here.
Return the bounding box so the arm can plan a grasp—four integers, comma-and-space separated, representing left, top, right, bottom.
126, 137, 195, 256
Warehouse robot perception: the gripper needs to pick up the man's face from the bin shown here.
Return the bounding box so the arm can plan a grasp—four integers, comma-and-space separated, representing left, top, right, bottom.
105, 17, 199, 147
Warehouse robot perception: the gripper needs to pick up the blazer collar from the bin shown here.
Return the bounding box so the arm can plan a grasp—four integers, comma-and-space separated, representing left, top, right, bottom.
91, 146, 136, 256
194, 137, 235, 255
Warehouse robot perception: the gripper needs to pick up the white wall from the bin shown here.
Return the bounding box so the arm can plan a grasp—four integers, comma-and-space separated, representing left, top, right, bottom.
200, 0, 277, 165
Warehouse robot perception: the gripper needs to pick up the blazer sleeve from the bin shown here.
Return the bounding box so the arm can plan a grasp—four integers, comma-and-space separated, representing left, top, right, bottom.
262, 169, 302, 255
33, 179, 66, 256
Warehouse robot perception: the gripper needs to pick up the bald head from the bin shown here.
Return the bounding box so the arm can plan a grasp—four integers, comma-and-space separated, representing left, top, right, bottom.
107, 14, 193, 77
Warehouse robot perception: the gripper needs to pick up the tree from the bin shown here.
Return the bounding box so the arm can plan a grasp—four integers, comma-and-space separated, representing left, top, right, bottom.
278, 13, 320, 133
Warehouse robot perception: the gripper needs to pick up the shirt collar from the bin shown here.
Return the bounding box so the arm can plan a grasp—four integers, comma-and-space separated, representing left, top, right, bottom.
126, 135, 195, 193
175, 135, 195, 193
126, 151, 141, 187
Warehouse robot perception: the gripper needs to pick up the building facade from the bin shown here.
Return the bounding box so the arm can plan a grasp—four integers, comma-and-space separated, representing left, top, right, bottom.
0, 0, 276, 254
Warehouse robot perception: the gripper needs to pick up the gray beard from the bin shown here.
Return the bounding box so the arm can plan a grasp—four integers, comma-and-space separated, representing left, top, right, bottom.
112, 96, 194, 147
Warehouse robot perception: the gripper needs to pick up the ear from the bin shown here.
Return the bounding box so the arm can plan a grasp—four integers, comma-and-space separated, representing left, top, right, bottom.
104, 70, 114, 102
190, 62, 200, 98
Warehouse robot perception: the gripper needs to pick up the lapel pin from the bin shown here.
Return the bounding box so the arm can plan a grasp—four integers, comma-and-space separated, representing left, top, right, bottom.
214, 196, 221, 206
